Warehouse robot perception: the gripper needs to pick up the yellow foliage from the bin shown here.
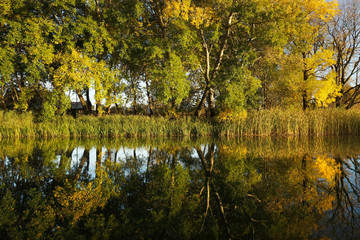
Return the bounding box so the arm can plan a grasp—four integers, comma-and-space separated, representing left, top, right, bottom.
53, 49, 93, 88
287, 155, 340, 214
0, 0, 11, 16
53, 48, 117, 112
304, 48, 336, 70
219, 145, 247, 159
163, 0, 192, 21
314, 155, 341, 185
313, 73, 342, 107
300, 46, 341, 107
161, 0, 215, 28
315, 193, 336, 213
189, 6, 215, 28
166, 108, 179, 119
289, 155, 339, 213
301, 0, 339, 22
217, 109, 247, 122
54, 172, 115, 222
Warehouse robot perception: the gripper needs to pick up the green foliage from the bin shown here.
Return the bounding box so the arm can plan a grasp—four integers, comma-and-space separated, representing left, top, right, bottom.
151, 52, 190, 106
220, 66, 261, 113
0, 0, 351, 117
41, 91, 71, 121
0, 190, 17, 238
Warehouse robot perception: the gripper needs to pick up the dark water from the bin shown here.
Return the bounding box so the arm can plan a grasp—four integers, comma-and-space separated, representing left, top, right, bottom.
1, 137, 360, 240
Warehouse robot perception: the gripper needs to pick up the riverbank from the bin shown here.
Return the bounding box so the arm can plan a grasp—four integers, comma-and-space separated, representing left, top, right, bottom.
1, 108, 360, 138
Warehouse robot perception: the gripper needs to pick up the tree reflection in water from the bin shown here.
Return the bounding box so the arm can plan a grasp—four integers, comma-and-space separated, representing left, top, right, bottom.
1, 137, 360, 239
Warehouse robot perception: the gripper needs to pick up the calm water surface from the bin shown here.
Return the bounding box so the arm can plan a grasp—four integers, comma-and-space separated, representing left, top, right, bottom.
1, 137, 360, 239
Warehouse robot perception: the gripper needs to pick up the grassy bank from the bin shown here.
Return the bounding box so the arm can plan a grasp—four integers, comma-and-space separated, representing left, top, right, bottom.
1, 108, 360, 138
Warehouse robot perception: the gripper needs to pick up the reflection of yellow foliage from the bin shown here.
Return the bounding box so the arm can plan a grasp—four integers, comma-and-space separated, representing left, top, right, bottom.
307, 155, 341, 213
219, 145, 247, 158
286, 155, 340, 213
54, 172, 115, 222
314, 155, 341, 186
316, 193, 336, 213
288, 167, 303, 185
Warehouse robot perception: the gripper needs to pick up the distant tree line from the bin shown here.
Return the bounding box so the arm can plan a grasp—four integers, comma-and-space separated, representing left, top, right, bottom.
0, 0, 359, 119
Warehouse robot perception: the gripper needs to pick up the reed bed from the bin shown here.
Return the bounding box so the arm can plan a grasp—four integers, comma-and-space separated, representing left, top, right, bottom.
0, 111, 35, 138
1, 108, 360, 138
221, 108, 360, 137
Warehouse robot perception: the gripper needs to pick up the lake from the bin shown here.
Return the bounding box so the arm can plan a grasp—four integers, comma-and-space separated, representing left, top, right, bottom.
1, 137, 360, 239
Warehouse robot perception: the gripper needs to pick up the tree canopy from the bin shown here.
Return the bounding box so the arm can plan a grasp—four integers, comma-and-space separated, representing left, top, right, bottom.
2, 0, 358, 118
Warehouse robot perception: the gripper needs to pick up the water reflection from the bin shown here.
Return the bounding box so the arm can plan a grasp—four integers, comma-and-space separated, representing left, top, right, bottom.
1, 137, 360, 239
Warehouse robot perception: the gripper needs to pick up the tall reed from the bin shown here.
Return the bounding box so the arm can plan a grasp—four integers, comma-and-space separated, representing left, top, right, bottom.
1, 108, 360, 138
0, 111, 35, 138
223, 108, 360, 137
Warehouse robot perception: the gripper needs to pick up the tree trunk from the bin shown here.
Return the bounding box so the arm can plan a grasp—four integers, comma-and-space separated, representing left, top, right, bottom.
146, 147, 152, 183
75, 149, 89, 181
195, 89, 208, 117
85, 87, 92, 114
96, 147, 102, 178
302, 53, 309, 111
145, 73, 154, 116
133, 89, 137, 115
76, 89, 89, 114
208, 88, 215, 117
115, 103, 120, 113
262, 80, 268, 109
123, 99, 128, 115
302, 89, 308, 111
336, 95, 342, 107
0, 85, 6, 109
107, 148, 111, 161
96, 100, 102, 116
301, 154, 308, 205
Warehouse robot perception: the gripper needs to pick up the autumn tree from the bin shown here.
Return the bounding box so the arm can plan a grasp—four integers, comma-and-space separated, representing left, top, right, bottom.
328, 0, 360, 108
287, 0, 339, 109
189, 0, 264, 117
256, 0, 340, 109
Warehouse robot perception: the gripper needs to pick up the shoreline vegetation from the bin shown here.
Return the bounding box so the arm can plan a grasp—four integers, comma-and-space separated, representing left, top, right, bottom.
2, 108, 360, 139
2, 0, 360, 128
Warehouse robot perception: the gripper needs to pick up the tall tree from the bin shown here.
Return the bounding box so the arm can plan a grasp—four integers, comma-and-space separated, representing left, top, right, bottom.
286, 0, 339, 110
328, 0, 360, 108
0, 0, 56, 112
255, 0, 340, 109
